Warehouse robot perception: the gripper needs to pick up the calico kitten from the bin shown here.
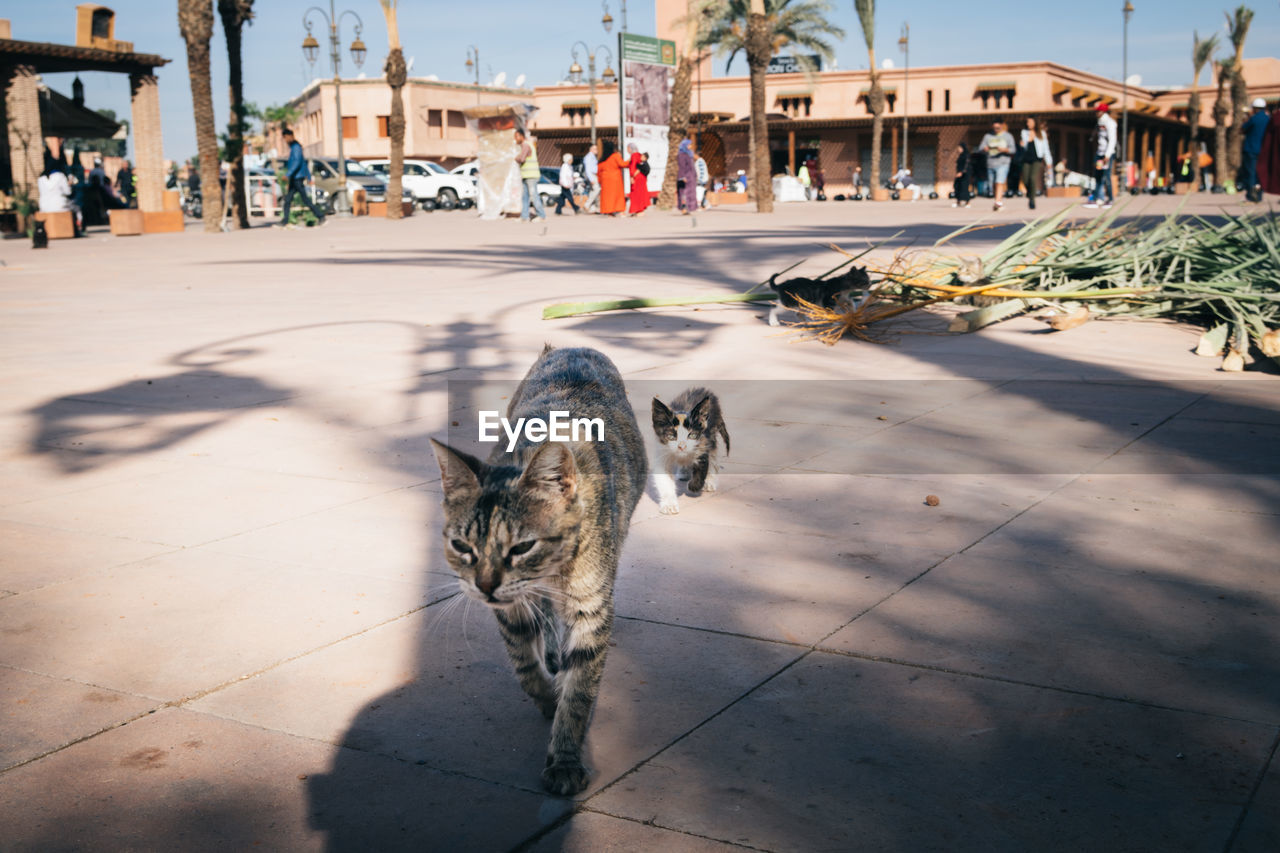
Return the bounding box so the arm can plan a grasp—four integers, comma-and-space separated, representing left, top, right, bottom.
767, 265, 870, 327
651, 387, 730, 515
430, 346, 647, 796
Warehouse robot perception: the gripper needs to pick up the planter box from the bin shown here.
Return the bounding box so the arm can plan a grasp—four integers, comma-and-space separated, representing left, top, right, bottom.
870, 188, 891, 201
1045, 186, 1082, 198
108, 208, 143, 236
367, 201, 415, 217
143, 210, 184, 233
1173, 183, 1195, 195
708, 191, 748, 204
34, 210, 75, 239
162, 189, 182, 211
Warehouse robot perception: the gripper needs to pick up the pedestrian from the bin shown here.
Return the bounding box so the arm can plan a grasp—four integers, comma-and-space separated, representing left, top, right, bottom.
810, 157, 825, 200
1259, 104, 1280, 197
554, 153, 581, 215
279, 128, 327, 228
677, 137, 697, 213
851, 165, 865, 197
597, 140, 626, 216
979, 120, 1015, 210
583, 143, 600, 212
1084, 102, 1117, 209
627, 143, 650, 216
38, 164, 80, 234
952, 142, 972, 208
1020, 117, 1052, 210
514, 128, 546, 222
891, 166, 921, 200
797, 159, 812, 200
116, 160, 136, 208
1242, 98, 1270, 203
695, 151, 710, 207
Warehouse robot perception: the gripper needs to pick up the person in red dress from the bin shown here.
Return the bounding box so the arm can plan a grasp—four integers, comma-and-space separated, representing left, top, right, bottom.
627, 143, 650, 216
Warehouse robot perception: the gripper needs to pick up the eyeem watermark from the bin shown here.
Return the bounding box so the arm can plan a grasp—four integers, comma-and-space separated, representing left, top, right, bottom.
478, 411, 604, 452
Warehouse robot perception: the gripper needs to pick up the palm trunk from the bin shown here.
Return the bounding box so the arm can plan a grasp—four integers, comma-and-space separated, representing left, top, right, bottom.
385, 48, 407, 219
218, 0, 251, 229
1226, 69, 1248, 190
1188, 88, 1201, 190
178, 0, 222, 233
746, 8, 772, 213
1212, 64, 1230, 190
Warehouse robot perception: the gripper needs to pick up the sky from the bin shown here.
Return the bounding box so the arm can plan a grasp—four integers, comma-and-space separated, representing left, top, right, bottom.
8, 1, 1279, 162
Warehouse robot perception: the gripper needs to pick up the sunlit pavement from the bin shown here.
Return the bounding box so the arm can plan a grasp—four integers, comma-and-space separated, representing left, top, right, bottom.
1, 196, 1277, 851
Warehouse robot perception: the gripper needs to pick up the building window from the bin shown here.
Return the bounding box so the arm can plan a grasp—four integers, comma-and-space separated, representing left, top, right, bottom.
341, 115, 358, 138
926, 89, 933, 112
886, 93, 896, 113
446, 110, 466, 129
377, 115, 390, 138
944, 89, 951, 111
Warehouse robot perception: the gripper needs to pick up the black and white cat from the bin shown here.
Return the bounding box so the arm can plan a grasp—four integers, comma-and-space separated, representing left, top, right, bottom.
651, 388, 730, 515
767, 266, 870, 326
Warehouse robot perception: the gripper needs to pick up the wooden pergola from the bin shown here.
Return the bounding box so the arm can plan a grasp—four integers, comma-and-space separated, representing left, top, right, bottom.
1, 35, 169, 211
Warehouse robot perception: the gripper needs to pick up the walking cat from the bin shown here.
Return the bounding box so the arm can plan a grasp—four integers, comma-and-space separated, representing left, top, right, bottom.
767, 266, 870, 327
429, 346, 647, 796
651, 388, 730, 515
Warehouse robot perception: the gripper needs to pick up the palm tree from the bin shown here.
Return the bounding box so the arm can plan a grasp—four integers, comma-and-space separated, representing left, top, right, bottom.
380, 1, 406, 220
700, 0, 843, 213
1223, 5, 1254, 193
177, 0, 222, 233
854, 0, 884, 198
1212, 57, 1232, 190
658, 0, 715, 210
1188, 31, 1218, 192
217, 0, 254, 229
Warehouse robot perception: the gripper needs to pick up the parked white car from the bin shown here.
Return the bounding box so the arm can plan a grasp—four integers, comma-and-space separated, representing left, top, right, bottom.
361, 159, 477, 209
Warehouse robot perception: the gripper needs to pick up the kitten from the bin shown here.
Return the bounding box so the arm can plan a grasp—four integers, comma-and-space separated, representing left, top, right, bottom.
651, 388, 730, 515
430, 346, 647, 796
767, 266, 870, 327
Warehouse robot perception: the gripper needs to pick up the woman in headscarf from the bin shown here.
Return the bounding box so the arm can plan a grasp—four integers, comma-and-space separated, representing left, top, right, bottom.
676, 137, 697, 213
627, 143, 650, 216
952, 142, 972, 208
597, 140, 626, 216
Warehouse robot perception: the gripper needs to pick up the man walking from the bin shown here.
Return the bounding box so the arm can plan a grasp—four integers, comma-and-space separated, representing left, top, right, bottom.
1242, 98, 1270, 203
555, 152, 581, 215
583, 143, 600, 213
514, 128, 546, 222
1084, 103, 1117, 209
979, 121, 1015, 210
279, 129, 326, 228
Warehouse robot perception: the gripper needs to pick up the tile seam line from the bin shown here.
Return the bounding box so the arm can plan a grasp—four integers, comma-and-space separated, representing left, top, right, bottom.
1223, 726, 1280, 853
0, 594, 459, 778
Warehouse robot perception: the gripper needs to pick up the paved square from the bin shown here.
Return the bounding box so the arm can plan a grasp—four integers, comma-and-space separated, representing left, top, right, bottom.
1, 198, 1277, 850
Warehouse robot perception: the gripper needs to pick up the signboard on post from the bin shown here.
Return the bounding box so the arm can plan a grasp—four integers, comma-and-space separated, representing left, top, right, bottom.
619, 32, 676, 190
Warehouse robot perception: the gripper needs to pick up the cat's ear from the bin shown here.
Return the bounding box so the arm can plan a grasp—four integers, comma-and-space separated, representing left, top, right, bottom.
430, 439, 484, 499
687, 394, 713, 430
651, 397, 675, 432
518, 442, 577, 504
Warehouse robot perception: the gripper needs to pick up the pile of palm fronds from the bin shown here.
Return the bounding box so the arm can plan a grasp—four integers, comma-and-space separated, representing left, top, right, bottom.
795, 206, 1280, 369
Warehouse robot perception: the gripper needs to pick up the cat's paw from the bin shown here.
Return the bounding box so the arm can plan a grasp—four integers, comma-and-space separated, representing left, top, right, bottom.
534, 696, 557, 720
702, 482, 718, 493
542, 760, 590, 796
659, 500, 680, 515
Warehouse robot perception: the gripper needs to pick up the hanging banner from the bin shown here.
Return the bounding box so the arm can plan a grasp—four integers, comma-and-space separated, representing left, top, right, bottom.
619, 32, 676, 192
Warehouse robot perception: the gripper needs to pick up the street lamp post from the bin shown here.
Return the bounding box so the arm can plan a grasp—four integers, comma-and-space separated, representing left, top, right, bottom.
302, 1, 365, 214
465, 45, 480, 103
1121, 1, 1134, 192
601, 0, 626, 34
898, 23, 909, 173
569, 41, 616, 146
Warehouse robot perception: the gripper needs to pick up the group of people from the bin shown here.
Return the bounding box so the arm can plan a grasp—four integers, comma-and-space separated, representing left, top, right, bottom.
36, 148, 137, 234
951, 117, 1055, 211
514, 130, 704, 222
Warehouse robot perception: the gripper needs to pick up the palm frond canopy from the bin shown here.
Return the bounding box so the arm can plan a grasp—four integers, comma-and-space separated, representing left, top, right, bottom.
1192, 31, 1218, 74
854, 0, 874, 51
699, 0, 843, 73
1225, 5, 1254, 53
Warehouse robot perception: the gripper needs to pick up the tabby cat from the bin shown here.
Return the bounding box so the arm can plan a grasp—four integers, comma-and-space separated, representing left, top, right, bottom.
430, 346, 647, 796
651, 388, 730, 515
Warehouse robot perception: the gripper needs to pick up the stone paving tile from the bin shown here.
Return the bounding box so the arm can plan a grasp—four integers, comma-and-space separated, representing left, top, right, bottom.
822, 550, 1280, 723
590, 653, 1274, 852
1096, 418, 1280, 475
0, 464, 392, 548
1055, 473, 1280, 517
618, 518, 941, 644
529, 811, 754, 851
189, 601, 802, 798
0, 707, 569, 852
0, 668, 155, 772
1233, 747, 1280, 853
665, 473, 1057, 554
0, 549, 442, 701
0, 446, 177, 508
0, 518, 175, 594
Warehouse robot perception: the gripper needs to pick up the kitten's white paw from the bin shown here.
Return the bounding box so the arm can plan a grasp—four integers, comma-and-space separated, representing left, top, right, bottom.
659, 501, 680, 515
702, 483, 717, 493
